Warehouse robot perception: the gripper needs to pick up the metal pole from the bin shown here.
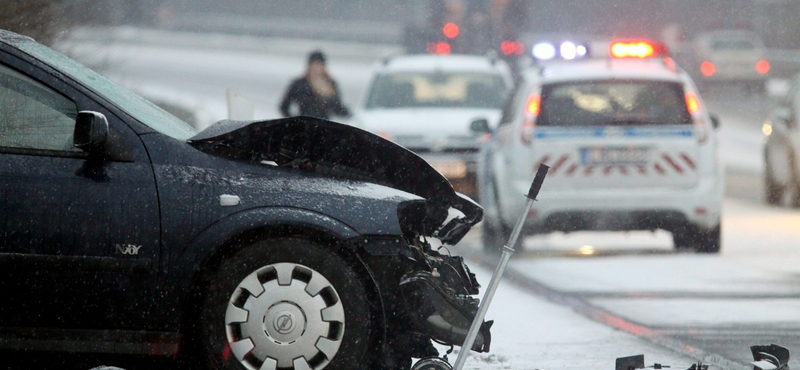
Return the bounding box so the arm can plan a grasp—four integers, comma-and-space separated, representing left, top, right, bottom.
452, 164, 549, 370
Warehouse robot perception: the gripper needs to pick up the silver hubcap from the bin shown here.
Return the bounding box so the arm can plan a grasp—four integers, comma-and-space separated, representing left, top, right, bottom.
225, 263, 345, 370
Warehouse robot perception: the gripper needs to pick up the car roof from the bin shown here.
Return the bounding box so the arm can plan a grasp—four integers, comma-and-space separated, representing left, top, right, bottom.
377, 54, 509, 74
526, 59, 685, 84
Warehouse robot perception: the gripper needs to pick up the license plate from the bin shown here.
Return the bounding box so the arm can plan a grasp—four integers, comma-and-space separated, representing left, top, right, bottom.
580, 146, 650, 166
430, 161, 467, 178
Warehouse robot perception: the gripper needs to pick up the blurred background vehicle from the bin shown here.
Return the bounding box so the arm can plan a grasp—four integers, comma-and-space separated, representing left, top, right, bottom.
352, 53, 513, 197
763, 73, 800, 206
477, 40, 723, 253
691, 30, 770, 93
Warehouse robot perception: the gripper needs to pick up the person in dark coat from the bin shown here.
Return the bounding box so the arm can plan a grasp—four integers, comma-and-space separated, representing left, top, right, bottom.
279, 50, 351, 119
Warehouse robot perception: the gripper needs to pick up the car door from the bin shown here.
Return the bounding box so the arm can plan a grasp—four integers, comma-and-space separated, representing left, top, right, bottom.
0, 50, 160, 334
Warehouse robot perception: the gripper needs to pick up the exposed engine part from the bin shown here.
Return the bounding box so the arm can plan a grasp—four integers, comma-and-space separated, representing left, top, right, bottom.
400, 270, 492, 352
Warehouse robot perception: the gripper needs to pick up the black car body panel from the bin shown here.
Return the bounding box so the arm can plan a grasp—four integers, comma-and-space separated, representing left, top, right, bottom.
188, 116, 483, 235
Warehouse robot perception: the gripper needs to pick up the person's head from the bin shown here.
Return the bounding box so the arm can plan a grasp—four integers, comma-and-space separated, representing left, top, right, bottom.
307, 50, 327, 77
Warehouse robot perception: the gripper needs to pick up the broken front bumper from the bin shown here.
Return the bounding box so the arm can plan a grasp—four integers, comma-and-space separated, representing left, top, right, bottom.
400, 269, 492, 352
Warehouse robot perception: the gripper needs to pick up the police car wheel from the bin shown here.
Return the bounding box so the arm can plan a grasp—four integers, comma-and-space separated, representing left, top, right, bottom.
482, 178, 515, 253
482, 218, 507, 253
195, 238, 376, 370
694, 224, 721, 254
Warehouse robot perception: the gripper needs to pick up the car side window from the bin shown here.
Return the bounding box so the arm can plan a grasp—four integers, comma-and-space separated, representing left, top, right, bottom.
0, 63, 79, 152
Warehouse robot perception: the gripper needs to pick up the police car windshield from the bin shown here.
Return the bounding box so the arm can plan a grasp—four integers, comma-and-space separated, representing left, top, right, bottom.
366, 72, 506, 110
538, 81, 691, 127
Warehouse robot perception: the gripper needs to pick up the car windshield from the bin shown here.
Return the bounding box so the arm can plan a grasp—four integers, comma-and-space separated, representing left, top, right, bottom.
16, 40, 197, 141
366, 72, 506, 109
539, 81, 691, 127
712, 39, 758, 50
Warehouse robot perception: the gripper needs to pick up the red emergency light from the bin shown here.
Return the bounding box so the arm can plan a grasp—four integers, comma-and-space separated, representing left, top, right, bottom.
501, 40, 525, 56
610, 40, 667, 59
427, 42, 451, 55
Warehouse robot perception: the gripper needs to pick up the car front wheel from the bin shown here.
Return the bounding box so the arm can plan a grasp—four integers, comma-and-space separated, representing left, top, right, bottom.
195, 238, 375, 370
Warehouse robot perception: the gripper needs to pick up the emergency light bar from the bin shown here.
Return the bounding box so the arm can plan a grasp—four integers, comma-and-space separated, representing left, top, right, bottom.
610, 40, 667, 59
532, 41, 588, 61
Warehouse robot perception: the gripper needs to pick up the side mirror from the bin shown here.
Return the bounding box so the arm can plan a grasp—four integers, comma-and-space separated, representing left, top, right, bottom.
709, 113, 720, 129
470, 118, 491, 134
74, 111, 109, 152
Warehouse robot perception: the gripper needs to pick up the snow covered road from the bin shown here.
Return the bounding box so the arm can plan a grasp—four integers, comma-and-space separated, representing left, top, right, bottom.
456, 197, 800, 370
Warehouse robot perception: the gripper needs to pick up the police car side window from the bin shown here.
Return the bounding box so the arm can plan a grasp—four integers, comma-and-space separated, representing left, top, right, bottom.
0, 63, 79, 152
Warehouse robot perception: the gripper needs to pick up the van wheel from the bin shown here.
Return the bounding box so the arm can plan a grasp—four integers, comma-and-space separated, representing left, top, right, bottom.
194, 238, 375, 370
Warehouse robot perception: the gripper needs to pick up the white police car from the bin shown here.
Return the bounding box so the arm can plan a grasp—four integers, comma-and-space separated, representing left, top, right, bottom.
351, 54, 513, 198
476, 40, 723, 253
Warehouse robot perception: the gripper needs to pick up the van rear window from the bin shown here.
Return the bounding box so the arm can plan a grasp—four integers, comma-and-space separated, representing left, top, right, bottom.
538, 80, 691, 127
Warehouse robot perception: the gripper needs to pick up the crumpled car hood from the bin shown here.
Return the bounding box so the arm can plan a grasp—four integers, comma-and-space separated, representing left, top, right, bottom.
187, 116, 483, 244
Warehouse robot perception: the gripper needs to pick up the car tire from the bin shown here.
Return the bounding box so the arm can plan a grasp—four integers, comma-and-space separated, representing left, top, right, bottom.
481, 177, 513, 253
695, 225, 721, 254
672, 223, 721, 254
193, 238, 376, 370
765, 167, 784, 206
765, 145, 799, 206
672, 223, 696, 251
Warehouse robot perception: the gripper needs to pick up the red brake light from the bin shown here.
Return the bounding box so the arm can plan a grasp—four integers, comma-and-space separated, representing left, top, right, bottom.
756, 60, 770, 75
443, 23, 459, 39
685, 92, 700, 114
700, 61, 715, 77
610, 41, 664, 58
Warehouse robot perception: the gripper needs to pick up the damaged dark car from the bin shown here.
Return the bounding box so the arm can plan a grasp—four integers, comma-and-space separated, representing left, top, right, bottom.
0, 29, 490, 369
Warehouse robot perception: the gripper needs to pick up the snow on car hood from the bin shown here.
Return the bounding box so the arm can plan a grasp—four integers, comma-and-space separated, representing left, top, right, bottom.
354, 108, 502, 137
187, 116, 483, 244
